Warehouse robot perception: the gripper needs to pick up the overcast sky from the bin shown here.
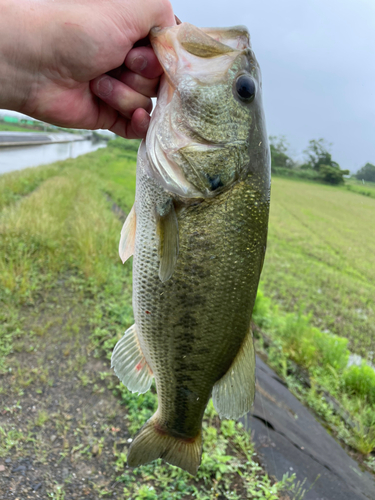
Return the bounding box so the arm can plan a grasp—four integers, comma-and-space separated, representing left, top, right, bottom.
172, 0, 375, 173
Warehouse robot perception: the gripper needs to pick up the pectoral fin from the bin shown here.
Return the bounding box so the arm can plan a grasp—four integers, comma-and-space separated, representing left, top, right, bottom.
156, 201, 179, 282
119, 205, 136, 264
111, 324, 153, 394
212, 327, 255, 420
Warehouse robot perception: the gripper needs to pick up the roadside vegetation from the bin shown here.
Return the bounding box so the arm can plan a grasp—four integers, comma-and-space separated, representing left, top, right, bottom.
253, 291, 375, 464
0, 140, 298, 499
0, 123, 47, 133
0, 118, 95, 136
257, 174, 375, 467
345, 177, 375, 200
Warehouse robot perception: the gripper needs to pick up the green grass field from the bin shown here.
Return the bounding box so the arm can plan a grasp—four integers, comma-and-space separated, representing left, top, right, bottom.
261, 177, 375, 358
1, 140, 374, 496
0, 141, 298, 499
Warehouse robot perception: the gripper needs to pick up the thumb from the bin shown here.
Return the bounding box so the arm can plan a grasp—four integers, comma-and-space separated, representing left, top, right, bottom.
125, 0, 176, 42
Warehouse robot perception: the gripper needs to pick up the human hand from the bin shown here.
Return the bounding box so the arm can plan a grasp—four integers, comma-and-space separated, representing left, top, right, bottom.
0, 0, 175, 138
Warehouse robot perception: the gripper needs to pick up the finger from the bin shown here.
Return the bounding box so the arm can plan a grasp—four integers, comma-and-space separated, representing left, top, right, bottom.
91, 75, 152, 120
117, 72, 159, 98
91, 100, 144, 140
131, 108, 151, 137
125, 46, 164, 79
109, 109, 150, 139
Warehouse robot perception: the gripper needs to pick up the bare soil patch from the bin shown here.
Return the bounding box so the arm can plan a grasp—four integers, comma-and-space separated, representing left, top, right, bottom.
0, 288, 131, 499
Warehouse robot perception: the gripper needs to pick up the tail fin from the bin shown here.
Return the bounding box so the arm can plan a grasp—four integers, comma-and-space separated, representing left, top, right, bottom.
127, 414, 202, 475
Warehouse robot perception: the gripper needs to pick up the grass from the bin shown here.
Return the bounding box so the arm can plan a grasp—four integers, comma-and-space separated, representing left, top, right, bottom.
345, 177, 375, 200
0, 139, 296, 499
259, 176, 375, 457
261, 176, 375, 358
1, 137, 374, 490
253, 290, 375, 456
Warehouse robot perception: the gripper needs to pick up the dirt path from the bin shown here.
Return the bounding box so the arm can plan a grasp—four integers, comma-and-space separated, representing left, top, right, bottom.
0, 288, 132, 499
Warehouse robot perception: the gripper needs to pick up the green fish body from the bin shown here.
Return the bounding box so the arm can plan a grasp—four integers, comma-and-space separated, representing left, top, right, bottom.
112, 22, 270, 474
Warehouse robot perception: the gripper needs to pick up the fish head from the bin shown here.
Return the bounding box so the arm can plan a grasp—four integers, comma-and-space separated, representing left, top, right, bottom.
146, 22, 270, 199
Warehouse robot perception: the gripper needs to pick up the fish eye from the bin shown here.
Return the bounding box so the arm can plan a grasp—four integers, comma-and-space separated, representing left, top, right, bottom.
235, 75, 256, 102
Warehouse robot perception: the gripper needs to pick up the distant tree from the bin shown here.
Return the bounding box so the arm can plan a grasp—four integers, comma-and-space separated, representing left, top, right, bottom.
269, 135, 295, 170
303, 138, 338, 171
303, 138, 349, 184
355, 163, 375, 183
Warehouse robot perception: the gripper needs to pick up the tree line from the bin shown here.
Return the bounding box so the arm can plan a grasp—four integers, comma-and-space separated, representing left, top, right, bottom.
270, 136, 375, 185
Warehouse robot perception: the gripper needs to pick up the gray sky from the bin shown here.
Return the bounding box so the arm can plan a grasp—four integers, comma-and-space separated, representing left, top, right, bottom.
172, 0, 375, 173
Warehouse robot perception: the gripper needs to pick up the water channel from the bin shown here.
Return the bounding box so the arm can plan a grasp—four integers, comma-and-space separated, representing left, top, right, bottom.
0, 139, 107, 175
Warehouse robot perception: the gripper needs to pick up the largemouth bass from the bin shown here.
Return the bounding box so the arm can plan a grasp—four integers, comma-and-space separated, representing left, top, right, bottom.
112, 22, 270, 475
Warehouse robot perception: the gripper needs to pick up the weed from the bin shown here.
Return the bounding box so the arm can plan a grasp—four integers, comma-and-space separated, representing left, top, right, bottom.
343, 363, 375, 405
35, 410, 49, 426
48, 483, 66, 500
0, 426, 26, 456
79, 373, 91, 386
254, 289, 375, 454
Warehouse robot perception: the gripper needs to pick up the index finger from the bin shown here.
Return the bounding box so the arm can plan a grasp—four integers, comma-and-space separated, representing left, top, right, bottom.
131, 0, 176, 42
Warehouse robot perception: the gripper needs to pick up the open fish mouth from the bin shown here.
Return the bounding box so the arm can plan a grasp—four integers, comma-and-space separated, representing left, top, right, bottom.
150, 23, 251, 88
145, 23, 258, 199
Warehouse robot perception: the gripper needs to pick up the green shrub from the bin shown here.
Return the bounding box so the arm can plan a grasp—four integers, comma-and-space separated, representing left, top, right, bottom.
253, 289, 273, 328
343, 364, 375, 405
314, 331, 349, 372
346, 184, 375, 199
318, 164, 350, 185
278, 313, 318, 368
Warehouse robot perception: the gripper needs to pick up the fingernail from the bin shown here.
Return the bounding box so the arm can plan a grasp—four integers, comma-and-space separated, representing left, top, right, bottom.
131, 56, 147, 72
135, 113, 150, 135
139, 114, 150, 131
96, 76, 113, 97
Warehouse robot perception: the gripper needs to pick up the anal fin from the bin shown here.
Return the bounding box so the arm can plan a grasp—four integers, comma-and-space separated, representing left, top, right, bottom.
119, 204, 136, 264
156, 200, 179, 282
111, 324, 153, 394
212, 327, 255, 420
